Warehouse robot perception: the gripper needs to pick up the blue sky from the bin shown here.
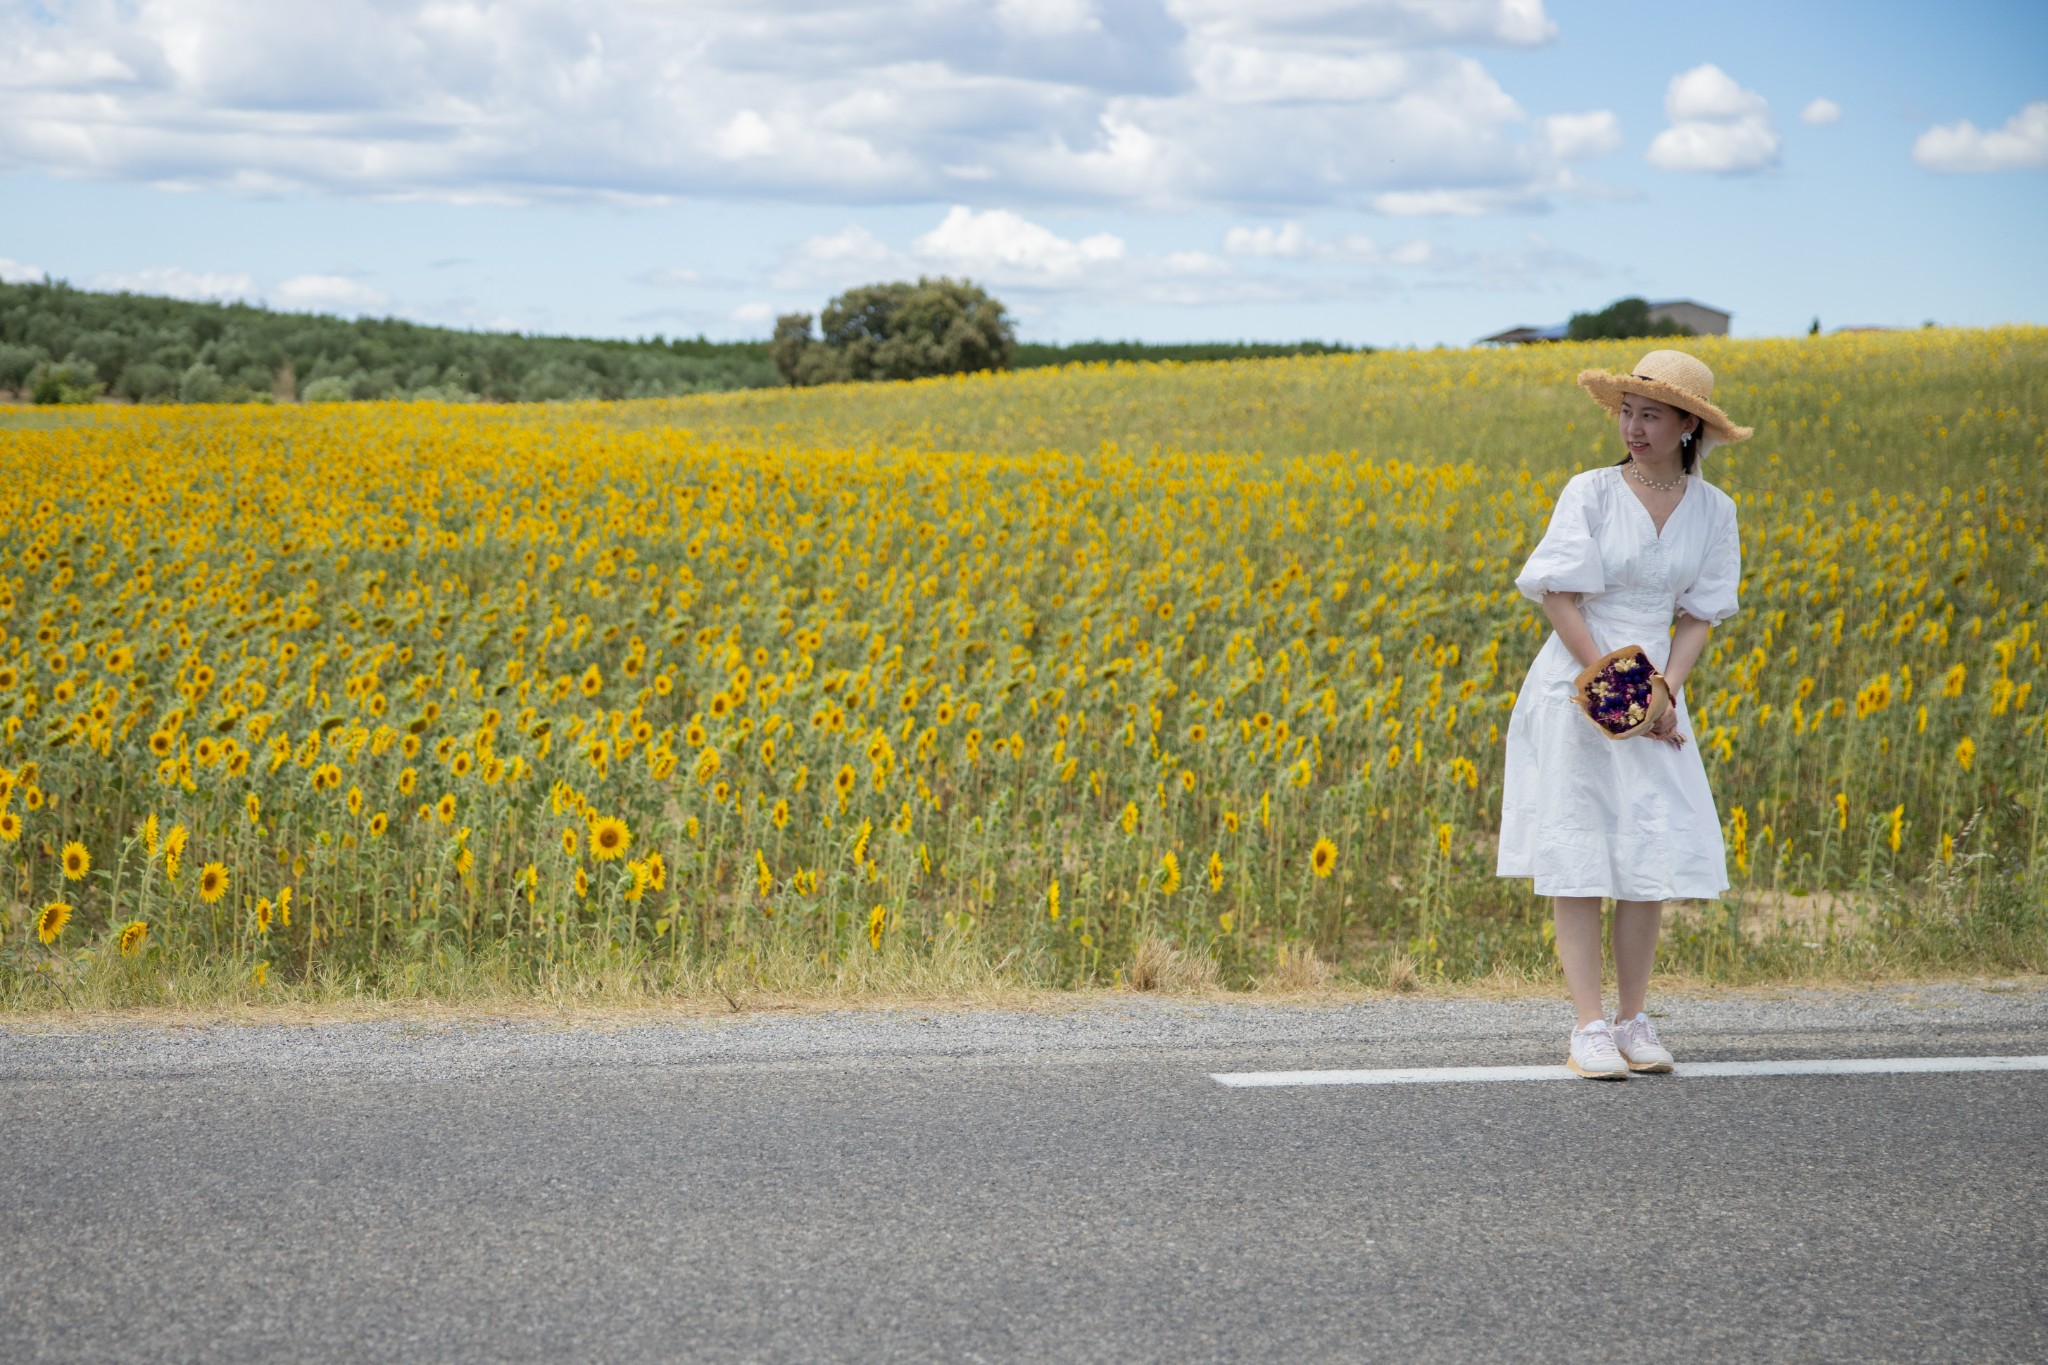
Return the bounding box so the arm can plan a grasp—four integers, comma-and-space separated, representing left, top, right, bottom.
3, 0, 2043, 347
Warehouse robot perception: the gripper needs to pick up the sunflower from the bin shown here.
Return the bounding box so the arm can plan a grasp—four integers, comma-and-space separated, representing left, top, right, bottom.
117, 920, 149, 957
580, 664, 603, 697
435, 793, 456, 823
561, 826, 580, 858
254, 898, 273, 934
772, 798, 790, 830
198, 861, 229, 903
36, 901, 71, 944
399, 766, 418, 795
450, 750, 473, 778
574, 866, 589, 898
346, 785, 364, 815
588, 816, 630, 861
1311, 837, 1337, 878
61, 840, 91, 881
368, 811, 389, 838
0, 810, 20, 842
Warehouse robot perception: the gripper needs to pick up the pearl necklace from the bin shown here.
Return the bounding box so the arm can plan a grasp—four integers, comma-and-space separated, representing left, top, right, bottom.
1626, 457, 1686, 493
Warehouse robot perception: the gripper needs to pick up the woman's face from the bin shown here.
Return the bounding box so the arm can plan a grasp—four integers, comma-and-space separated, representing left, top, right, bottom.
1617, 393, 1697, 463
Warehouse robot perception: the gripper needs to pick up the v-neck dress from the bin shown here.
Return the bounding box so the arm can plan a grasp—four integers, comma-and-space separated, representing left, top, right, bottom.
1495, 463, 1743, 901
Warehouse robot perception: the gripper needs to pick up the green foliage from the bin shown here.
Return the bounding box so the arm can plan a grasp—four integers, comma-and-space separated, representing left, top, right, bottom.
772, 277, 1015, 386
1014, 339, 1363, 367
0, 279, 780, 403
1566, 297, 1697, 343
29, 357, 104, 405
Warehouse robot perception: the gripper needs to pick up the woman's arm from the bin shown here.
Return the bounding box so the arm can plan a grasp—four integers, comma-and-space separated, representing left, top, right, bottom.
1539, 591, 1602, 668
1663, 614, 1713, 695
1643, 614, 1713, 747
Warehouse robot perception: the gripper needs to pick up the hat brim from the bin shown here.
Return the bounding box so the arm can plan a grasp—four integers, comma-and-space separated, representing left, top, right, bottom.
1576, 369, 1752, 445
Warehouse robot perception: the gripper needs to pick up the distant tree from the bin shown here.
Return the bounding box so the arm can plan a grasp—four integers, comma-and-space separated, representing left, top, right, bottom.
0, 342, 43, 394
772, 277, 1015, 386
178, 362, 224, 404
1808, 317, 1821, 336
30, 356, 104, 404
115, 361, 178, 402
1565, 297, 1696, 343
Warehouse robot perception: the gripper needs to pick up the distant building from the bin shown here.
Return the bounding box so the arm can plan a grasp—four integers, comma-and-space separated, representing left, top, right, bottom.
1645, 299, 1730, 336
1478, 299, 1732, 346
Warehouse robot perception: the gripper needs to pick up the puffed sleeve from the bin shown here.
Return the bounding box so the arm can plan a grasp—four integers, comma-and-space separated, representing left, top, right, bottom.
1676, 506, 1741, 625
1514, 475, 1607, 604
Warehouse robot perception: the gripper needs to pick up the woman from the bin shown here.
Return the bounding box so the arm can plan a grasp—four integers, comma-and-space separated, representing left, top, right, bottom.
1496, 349, 1751, 1080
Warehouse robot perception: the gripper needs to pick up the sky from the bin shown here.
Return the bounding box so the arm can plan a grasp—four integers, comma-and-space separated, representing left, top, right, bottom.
2, 0, 2044, 348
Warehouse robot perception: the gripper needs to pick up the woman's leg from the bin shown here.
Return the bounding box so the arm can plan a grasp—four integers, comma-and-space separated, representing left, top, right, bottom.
1612, 898, 1664, 1020
1552, 896, 1607, 1027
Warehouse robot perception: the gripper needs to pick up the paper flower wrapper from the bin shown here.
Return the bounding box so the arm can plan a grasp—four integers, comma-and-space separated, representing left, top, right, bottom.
1570, 644, 1673, 740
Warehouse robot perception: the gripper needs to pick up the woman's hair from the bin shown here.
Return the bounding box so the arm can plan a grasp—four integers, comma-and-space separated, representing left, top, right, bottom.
1609, 400, 1705, 474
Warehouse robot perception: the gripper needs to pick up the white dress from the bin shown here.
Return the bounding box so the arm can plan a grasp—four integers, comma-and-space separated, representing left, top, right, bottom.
1495, 463, 1742, 901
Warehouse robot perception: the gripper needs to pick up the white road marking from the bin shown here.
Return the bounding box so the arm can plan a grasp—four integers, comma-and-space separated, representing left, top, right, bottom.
1210, 1055, 2048, 1088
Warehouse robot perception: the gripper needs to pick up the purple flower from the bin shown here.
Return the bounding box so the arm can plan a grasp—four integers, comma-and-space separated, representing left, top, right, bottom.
1579, 647, 1661, 736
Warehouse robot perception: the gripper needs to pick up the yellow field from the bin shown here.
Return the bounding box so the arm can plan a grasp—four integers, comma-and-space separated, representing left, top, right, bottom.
2, 326, 2044, 1003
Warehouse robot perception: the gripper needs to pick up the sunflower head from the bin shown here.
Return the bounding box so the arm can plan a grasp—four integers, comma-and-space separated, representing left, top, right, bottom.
117, 920, 149, 957
588, 816, 630, 861
198, 861, 229, 903
36, 901, 71, 944
61, 840, 91, 881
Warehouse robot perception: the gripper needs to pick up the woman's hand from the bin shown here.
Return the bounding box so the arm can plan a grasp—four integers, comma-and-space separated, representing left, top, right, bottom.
1648, 671, 1685, 748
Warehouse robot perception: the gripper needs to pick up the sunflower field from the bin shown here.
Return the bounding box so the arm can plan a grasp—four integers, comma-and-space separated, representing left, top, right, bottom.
3, 325, 2044, 1004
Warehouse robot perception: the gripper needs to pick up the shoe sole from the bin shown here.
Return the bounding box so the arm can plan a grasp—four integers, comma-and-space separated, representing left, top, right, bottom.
1566, 1056, 1630, 1080
1626, 1058, 1674, 1073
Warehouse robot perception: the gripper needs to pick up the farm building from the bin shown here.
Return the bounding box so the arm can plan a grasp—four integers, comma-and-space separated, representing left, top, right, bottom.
1478, 299, 1732, 346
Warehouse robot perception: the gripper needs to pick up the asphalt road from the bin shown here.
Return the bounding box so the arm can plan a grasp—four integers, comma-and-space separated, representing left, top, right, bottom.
5, 985, 2046, 1363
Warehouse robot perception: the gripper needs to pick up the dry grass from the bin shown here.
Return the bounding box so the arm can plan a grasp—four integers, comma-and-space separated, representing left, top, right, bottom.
1125, 935, 1223, 994
1262, 942, 1332, 993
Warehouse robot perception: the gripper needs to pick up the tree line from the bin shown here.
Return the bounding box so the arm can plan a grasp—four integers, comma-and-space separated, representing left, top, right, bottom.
2, 275, 1368, 404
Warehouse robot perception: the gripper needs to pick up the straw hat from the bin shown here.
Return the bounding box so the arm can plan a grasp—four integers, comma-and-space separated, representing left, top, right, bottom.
1575, 349, 1753, 446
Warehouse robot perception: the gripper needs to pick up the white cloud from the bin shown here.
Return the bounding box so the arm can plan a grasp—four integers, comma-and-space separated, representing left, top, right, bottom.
912, 205, 1125, 282
1541, 110, 1621, 161
730, 302, 777, 326
994, 0, 1101, 39
1800, 97, 1841, 127
772, 224, 903, 290
1664, 64, 1766, 122
1224, 222, 1313, 258
0, 0, 1591, 216
270, 275, 391, 314
1, 256, 46, 283
712, 110, 776, 162
1645, 64, 1778, 174
1913, 101, 2048, 173
88, 266, 258, 301
1221, 220, 1431, 266
643, 267, 700, 287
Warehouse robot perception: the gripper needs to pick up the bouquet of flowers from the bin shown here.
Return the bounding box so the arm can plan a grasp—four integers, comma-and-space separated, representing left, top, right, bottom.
1570, 644, 1673, 740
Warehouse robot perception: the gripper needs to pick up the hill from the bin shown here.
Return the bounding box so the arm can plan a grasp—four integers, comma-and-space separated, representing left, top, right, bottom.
0, 278, 1366, 405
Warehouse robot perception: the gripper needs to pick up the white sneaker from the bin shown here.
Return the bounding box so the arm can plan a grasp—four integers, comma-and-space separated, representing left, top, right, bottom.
1613, 1012, 1675, 1073
1567, 1020, 1630, 1080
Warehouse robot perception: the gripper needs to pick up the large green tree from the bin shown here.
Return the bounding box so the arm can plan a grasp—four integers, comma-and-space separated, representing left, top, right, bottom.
771, 277, 1015, 386
1565, 297, 1697, 343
